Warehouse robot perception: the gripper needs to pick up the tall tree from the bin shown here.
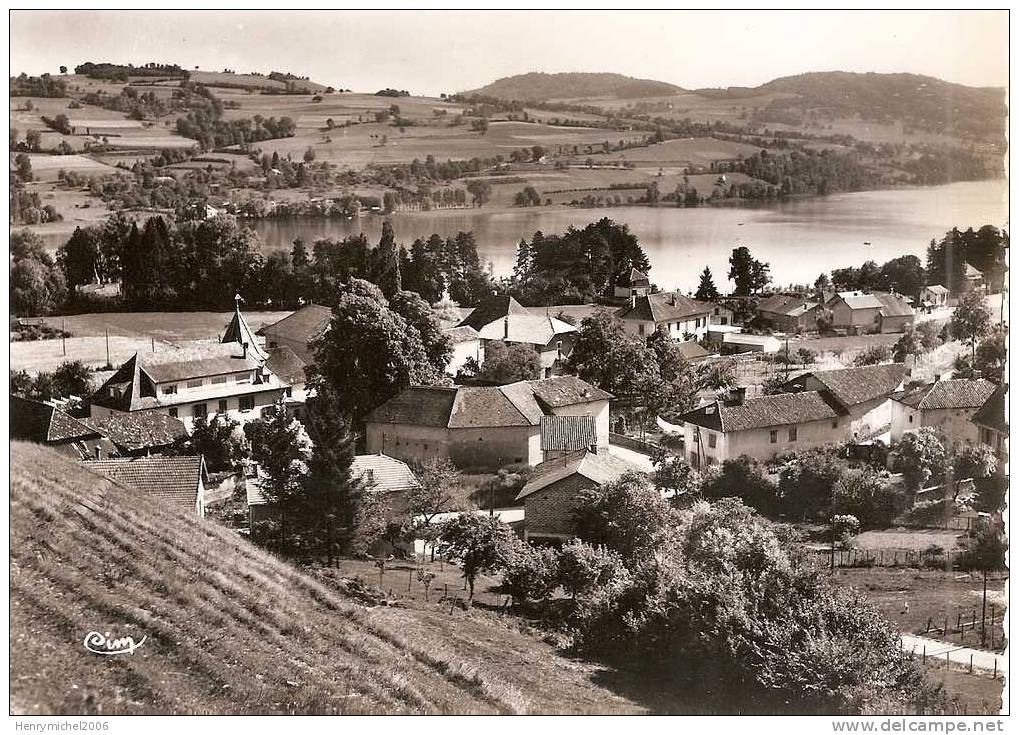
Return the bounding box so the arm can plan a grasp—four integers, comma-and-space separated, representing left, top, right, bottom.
951, 290, 992, 361
371, 221, 402, 297
694, 266, 720, 301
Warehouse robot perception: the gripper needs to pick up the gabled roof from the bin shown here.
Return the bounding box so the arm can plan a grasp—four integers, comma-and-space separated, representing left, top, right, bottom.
450, 385, 541, 428
829, 291, 883, 310
615, 292, 710, 324
475, 314, 576, 346
516, 450, 641, 500
872, 292, 914, 318
540, 415, 597, 451
529, 375, 613, 407
443, 325, 480, 345
10, 395, 100, 444
83, 455, 206, 511
456, 295, 529, 331
924, 284, 950, 295
265, 345, 308, 385
757, 294, 817, 318
676, 340, 712, 363
828, 291, 913, 317
366, 387, 459, 427
259, 304, 332, 345
351, 454, 420, 494
964, 263, 983, 278
83, 411, 188, 453
785, 363, 909, 409
222, 302, 268, 360
680, 390, 847, 432
971, 384, 1007, 433
615, 267, 649, 287
891, 379, 996, 411
143, 352, 263, 383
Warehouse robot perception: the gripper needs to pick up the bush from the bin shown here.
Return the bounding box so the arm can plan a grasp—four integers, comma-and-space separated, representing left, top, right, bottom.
854, 344, 891, 366
702, 455, 778, 515
502, 542, 559, 605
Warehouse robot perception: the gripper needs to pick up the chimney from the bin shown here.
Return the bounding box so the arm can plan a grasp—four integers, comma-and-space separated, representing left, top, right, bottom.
934, 374, 941, 382
726, 387, 746, 406
670, 293, 676, 306
242, 342, 248, 359
504, 317, 509, 340
94, 445, 102, 460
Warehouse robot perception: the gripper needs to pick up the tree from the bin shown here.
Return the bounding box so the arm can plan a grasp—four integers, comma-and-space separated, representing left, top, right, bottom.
25, 129, 41, 151
465, 179, 491, 207
694, 266, 720, 301
571, 472, 675, 564
302, 146, 316, 163
172, 413, 243, 472
410, 458, 469, 559
950, 290, 991, 362
952, 443, 996, 481
465, 340, 541, 384
245, 399, 310, 552
703, 455, 778, 515
973, 327, 1006, 383
645, 327, 698, 419
14, 153, 32, 181
891, 328, 921, 363
565, 309, 660, 402
728, 246, 770, 296
890, 428, 948, 492
651, 447, 701, 506
853, 344, 890, 366
835, 467, 904, 528
59, 65, 67, 74
388, 290, 452, 376
502, 542, 559, 605
57, 226, 103, 290
555, 540, 629, 601
438, 512, 514, 600
10, 231, 66, 316
51, 360, 93, 398
877, 255, 925, 300
370, 221, 402, 298
10, 370, 34, 397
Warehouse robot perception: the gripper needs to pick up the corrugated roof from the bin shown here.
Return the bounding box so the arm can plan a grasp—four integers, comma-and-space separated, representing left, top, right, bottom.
615, 292, 711, 324
83, 455, 206, 511
680, 390, 846, 432
456, 295, 529, 331
540, 415, 597, 451
787, 363, 908, 408
891, 379, 996, 411
351, 454, 420, 494
83, 411, 188, 452
971, 384, 1007, 433
475, 314, 576, 346
517, 450, 642, 500
10, 395, 100, 444
259, 304, 332, 345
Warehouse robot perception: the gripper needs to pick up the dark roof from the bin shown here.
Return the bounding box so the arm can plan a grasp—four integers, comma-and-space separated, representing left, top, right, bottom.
450, 385, 539, 428
259, 304, 332, 345
891, 379, 997, 411
221, 305, 268, 360
828, 291, 913, 318
676, 340, 712, 362
540, 415, 597, 451
529, 375, 613, 407
265, 345, 308, 385
517, 450, 641, 500
443, 325, 480, 344
366, 387, 459, 427
971, 384, 1007, 433
615, 292, 710, 324
142, 352, 261, 383
785, 363, 908, 408
873, 292, 914, 318
615, 267, 649, 287
83, 411, 188, 453
456, 295, 529, 331
680, 390, 846, 432
83, 455, 206, 511
10, 396, 100, 444
757, 294, 816, 318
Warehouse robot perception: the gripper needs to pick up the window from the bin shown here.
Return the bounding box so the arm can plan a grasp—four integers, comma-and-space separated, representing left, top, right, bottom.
908, 415, 914, 424
239, 396, 255, 412
638, 323, 645, 336
788, 427, 798, 442
187, 379, 203, 389
285, 387, 293, 397
832, 420, 839, 429
708, 433, 717, 449
168, 407, 178, 418
769, 430, 778, 444
236, 373, 251, 384
218, 399, 229, 412
162, 384, 178, 395
212, 375, 227, 385
192, 403, 207, 419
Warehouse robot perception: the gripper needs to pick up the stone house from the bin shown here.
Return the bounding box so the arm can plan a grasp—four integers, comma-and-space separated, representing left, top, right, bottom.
614, 291, 711, 341
889, 378, 997, 447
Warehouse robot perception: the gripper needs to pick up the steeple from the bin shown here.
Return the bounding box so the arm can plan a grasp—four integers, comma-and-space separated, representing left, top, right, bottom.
222, 294, 268, 361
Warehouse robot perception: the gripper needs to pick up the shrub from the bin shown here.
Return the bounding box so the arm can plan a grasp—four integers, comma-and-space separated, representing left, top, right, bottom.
502, 542, 559, 605
702, 455, 778, 515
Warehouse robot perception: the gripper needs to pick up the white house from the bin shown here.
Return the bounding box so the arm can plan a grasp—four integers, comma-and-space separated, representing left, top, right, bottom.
889, 378, 997, 446
722, 333, 781, 354
614, 291, 711, 341
443, 325, 484, 376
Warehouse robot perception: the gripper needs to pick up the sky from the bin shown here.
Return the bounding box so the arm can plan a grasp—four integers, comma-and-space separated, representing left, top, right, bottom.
9, 10, 1009, 96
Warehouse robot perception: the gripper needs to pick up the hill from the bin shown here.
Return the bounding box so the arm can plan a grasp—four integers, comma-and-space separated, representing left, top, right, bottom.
700, 71, 1006, 141
9, 442, 643, 715
465, 72, 683, 102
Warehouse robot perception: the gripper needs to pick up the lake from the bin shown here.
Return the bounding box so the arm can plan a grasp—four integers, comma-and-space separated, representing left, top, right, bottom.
248, 180, 1007, 293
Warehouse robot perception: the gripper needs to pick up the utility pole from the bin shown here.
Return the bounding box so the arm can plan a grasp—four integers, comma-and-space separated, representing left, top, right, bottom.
981, 568, 988, 647
61, 317, 66, 356
105, 328, 111, 369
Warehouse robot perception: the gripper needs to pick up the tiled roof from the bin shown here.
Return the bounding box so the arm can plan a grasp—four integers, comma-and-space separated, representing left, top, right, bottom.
456, 295, 529, 331
83, 411, 188, 452
677, 341, 712, 362
528, 375, 613, 407
971, 384, 1007, 433
265, 345, 308, 385
517, 450, 642, 500
443, 325, 480, 345
891, 379, 996, 411
615, 292, 710, 324
873, 292, 914, 318
475, 314, 576, 346
10, 395, 100, 444
615, 267, 649, 287
757, 294, 815, 317
222, 305, 268, 360
786, 363, 908, 408
680, 390, 846, 432
351, 454, 420, 494
259, 304, 332, 345
366, 387, 459, 427
925, 285, 950, 295
540, 415, 597, 451
83, 455, 206, 511
450, 385, 539, 428
829, 291, 913, 317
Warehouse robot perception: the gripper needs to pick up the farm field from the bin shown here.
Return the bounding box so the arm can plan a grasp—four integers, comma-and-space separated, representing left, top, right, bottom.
577, 137, 764, 167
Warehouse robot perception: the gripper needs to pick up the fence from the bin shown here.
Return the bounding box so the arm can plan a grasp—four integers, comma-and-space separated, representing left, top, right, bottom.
609, 432, 661, 456
815, 547, 965, 570
922, 604, 1004, 651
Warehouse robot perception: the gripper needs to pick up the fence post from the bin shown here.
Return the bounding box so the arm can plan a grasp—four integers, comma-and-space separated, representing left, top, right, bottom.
969, 654, 973, 674
943, 615, 949, 638
408, 570, 413, 592
922, 645, 926, 663
993, 659, 998, 679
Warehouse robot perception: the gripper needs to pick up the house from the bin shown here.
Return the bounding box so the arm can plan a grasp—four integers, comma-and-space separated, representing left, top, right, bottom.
920, 284, 950, 310
83, 455, 208, 516
676, 340, 713, 363
259, 303, 332, 363
755, 294, 820, 332
823, 291, 914, 334
722, 333, 782, 354
350, 453, 421, 517
613, 267, 651, 299
82, 410, 189, 456
971, 384, 1008, 462
516, 450, 644, 542
615, 291, 711, 341
780, 363, 909, 440
265, 344, 310, 419
458, 295, 577, 378
707, 301, 737, 326
890, 378, 997, 446
10, 395, 106, 459
960, 263, 985, 294
443, 325, 484, 376
679, 388, 850, 467
365, 376, 612, 470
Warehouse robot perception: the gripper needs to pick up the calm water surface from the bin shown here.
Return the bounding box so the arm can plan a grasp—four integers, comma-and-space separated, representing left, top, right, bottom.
249, 179, 1007, 293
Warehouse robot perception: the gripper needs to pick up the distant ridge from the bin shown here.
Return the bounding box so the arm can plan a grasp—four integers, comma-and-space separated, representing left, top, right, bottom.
464, 72, 683, 102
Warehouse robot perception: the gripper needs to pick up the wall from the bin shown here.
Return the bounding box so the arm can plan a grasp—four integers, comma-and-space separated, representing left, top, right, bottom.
686, 416, 850, 465
891, 403, 982, 446
448, 425, 541, 469
830, 302, 880, 331
90, 389, 283, 430
524, 473, 598, 540
446, 339, 483, 376
878, 314, 913, 334
622, 316, 708, 341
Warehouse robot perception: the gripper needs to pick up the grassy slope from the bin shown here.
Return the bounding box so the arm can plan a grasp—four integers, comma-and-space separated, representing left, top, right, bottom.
9, 442, 642, 715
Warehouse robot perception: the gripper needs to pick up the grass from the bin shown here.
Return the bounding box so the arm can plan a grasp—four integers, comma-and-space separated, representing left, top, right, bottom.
10, 441, 644, 715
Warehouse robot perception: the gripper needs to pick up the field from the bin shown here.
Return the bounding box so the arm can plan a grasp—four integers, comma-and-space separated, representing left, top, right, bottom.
10, 442, 644, 715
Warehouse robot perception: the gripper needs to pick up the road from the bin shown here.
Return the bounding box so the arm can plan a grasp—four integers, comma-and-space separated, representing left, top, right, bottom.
607, 442, 656, 472
901, 634, 1005, 673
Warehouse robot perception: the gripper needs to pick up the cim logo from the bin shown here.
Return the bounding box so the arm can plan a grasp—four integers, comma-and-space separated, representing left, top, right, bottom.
83, 630, 146, 656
